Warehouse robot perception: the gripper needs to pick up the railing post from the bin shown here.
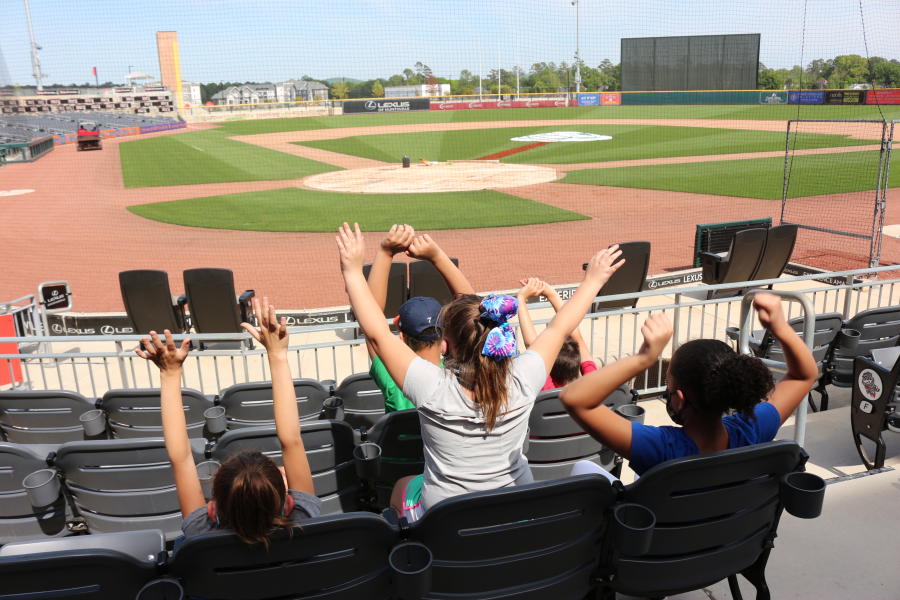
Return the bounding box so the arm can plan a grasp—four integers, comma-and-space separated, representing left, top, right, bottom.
672, 293, 683, 350
841, 274, 854, 319
114, 340, 130, 388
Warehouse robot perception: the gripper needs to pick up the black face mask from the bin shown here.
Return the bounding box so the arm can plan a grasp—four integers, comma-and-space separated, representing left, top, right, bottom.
663, 389, 685, 426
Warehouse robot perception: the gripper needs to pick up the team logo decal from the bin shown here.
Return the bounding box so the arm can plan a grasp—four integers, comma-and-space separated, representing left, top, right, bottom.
509, 131, 612, 143
858, 369, 882, 401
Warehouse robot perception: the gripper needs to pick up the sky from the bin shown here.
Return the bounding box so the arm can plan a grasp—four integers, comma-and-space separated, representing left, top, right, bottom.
1, 0, 899, 86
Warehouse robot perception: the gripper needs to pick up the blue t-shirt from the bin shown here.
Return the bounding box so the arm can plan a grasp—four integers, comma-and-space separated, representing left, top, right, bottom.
629, 401, 781, 475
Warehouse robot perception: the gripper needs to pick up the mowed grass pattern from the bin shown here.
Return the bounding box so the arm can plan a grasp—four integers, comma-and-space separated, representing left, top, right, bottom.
562, 150, 897, 199
119, 130, 338, 188
295, 125, 869, 164
127, 188, 589, 232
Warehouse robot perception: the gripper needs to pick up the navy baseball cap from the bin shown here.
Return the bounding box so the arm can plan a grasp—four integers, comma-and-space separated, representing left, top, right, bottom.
398, 297, 442, 341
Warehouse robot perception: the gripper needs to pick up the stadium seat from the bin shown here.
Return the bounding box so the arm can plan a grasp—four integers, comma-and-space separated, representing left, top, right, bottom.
408, 258, 459, 305
216, 379, 330, 428
363, 262, 408, 318
182, 268, 255, 349
0, 530, 164, 599
333, 372, 385, 430
0, 442, 69, 544
591, 241, 651, 312
208, 421, 361, 514
850, 350, 900, 470
98, 388, 212, 438
700, 227, 767, 299
749, 224, 798, 282
363, 409, 424, 509
0, 390, 100, 444
826, 304, 900, 388
118, 269, 187, 335
53, 437, 207, 541
164, 513, 398, 600
405, 474, 616, 599
597, 441, 824, 599
526, 388, 631, 481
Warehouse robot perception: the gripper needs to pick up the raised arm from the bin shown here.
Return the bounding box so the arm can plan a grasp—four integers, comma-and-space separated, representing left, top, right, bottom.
135, 330, 205, 517
529, 246, 623, 375
365, 224, 415, 359
752, 293, 818, 423
560, 314, 672, 457
407, 234, 475, 297
515, 278, 545, 347
241, 297, 314, 495
338, 222, 417, 387
541, 281, 594, 363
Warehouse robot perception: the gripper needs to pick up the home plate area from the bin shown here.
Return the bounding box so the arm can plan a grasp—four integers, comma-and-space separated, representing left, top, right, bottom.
302, 161, 560, 193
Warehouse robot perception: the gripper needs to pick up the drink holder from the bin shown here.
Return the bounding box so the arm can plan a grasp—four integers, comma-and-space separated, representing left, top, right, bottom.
353, 442, 382, 480
79, 409, 107, 437
779, 471, 826, 519
23, 469, 61, 508
389, 541, 433, 599
196, 460, 221, 501
204, 406, 227, 435
836, 328, 861, 351
323, 396, 345, 421
611, 502, 656, 556
136, 577, 184, 600
615, 404, 646, 424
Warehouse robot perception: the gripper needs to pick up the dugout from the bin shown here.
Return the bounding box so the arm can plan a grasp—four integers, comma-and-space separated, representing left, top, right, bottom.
0, 136, 54, 163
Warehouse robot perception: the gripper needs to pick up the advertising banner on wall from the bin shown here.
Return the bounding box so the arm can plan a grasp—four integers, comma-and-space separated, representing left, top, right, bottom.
758, 91, 788, 104
825, 90, 866, 104
866, 89, 900, 104
429, 99, 570, 111
577, 93, 600, 106
600, 92, 622, 105
788, 90, 825, 104
344, 98, 431, 113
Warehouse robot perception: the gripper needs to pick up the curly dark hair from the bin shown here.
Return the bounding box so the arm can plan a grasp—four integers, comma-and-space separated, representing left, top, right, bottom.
549, 336, 581, 386
670, 339, 774, 419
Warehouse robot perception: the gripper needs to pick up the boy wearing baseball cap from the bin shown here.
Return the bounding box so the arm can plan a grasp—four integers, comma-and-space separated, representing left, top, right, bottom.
366, 225, 474, 412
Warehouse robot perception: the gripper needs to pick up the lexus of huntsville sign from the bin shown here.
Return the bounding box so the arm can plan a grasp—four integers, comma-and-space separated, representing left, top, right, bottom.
343, 98, 431, 114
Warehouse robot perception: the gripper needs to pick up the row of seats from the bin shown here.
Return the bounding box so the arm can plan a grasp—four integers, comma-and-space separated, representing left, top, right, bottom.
0, 441, 825, 600
701, 224, 798, 299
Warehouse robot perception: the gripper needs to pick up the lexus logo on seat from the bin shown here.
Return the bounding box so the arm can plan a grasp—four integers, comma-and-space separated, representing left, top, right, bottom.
365, 101, 377, 110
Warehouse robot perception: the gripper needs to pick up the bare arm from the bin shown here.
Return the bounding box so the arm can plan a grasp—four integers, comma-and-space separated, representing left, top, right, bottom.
560, 314, 672, 457
515, 278, 544, 347
135, 330, 205, 517
529, 246, 624, 375
542, 282, 593, 363
365, 224, 415, 359
407, 234, 475, 296
338, 223, 417, 387
753, 293, 818, 423
242, 297, 314, 495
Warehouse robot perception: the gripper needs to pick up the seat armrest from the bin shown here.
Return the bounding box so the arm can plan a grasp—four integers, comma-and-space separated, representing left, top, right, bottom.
237, 289, 256, 324
700, 252, 725, 282
174, 294, 188, 332
0, 529, 165, 562
725, 327, 740, 341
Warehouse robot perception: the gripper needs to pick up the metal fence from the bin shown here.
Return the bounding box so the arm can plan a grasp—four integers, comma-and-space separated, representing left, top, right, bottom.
3, 266, 900, 400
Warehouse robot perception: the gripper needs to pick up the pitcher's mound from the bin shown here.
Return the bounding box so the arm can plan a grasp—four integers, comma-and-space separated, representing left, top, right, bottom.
303, 161, 559, 194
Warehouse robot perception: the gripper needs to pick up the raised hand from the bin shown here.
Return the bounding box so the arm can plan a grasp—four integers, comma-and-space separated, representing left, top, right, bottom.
753, 292, 787, 330
517, 277, 545, 300
241, 297, 288, 358
406, 234, 442, 262
584, 245, 625, 289
381, 224, 415, 255
336, 222, 365, 273
637, 314, 673, 361
135, 329, 190, 373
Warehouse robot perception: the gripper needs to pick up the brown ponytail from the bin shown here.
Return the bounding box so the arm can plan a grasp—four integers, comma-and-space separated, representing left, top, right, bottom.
440, 295, 512, 431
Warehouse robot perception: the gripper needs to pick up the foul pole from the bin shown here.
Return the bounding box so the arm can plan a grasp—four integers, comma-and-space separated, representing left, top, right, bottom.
23, 0, 44, 91
573, 0, 581, 94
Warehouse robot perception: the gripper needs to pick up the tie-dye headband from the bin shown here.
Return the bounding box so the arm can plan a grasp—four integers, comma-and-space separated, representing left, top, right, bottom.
480, 294, 519, 360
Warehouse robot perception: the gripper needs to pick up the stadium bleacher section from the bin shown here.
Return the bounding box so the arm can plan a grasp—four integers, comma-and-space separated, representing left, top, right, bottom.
0, 112, 182, 146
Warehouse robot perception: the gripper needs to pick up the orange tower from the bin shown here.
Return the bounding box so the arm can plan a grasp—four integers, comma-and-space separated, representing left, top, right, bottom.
156, 31, 184, 109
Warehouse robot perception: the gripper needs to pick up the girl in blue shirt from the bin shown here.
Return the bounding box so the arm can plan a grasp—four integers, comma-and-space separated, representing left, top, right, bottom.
561, 293, 818, 476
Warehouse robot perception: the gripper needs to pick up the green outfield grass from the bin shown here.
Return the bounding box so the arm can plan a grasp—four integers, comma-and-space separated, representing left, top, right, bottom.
119, 130, 338, 188
562, 151, 898, 199
294, 125, 869, 164
127, 188, 588, 232
212, 104, 900, 136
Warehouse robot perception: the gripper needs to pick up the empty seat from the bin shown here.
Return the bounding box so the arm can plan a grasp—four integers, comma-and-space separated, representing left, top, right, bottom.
216, 379, 330, 428
700, 227, 767, 299
749, 224, 798, 282
98, 388, 212, 438
53, 437, 207, 541
406, 474, 616, 599
364, 409, 424, 509
827, 304, 900, 388
408, 258, 459, 305
850, 353, 900, 470
591, 241, 651, 312
209, 421, 360, 514
182, 268, 255, 348
333, 372, 385, 429
118, 269, 187, 334
363, 262, 408, 318
0, 442, 69, 544
0, 390, 98, 443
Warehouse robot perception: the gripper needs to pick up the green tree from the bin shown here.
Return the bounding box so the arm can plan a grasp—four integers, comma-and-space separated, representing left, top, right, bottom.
830, 54, 869, 88
330, 81, 349, 99
372, 80, 384, 97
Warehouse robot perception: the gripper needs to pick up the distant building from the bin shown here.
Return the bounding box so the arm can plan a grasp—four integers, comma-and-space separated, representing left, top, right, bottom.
211, 80, 328, 105
277, 79, 329, 102
181, 82, 202, 107
384, 84, 450, 97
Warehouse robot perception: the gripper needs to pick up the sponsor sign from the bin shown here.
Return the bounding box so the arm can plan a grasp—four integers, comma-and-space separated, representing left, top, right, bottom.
601, 92, 621, 105
759, 91, 787, 104
788, 90, 824, 105
139, 122, 188, 134
46, 315, 135, 337
343, 98, 431, 114
577, 93, 600, 106
429, 99, 570, 111
866, 89, 900, 105
114, 87, 133, 93
38, 281, 72, 313
510, 131, 612, 143
825, 90, 866, 105
36, 90, 58, 95
782, 262, 863, 286
644, 271, 704, 290
143, 86, 167, 92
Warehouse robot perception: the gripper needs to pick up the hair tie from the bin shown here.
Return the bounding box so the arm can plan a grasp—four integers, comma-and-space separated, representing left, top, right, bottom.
480, 294, 518, 360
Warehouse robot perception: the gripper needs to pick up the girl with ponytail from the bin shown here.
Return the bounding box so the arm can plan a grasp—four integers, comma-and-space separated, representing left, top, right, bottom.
336, 223, 623, 521
561, 293, 818, 477
136, 297, 320, 545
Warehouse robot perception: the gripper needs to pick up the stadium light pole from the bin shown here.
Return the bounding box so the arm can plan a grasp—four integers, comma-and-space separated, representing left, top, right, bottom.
572, 0, 581, 95
23, 0, 44, 91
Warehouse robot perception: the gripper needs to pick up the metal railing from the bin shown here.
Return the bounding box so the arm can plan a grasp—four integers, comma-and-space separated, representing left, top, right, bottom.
3, 266, 900, 400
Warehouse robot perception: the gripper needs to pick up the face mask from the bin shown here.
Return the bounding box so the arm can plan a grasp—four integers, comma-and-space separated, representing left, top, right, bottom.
664, 390, 685, 426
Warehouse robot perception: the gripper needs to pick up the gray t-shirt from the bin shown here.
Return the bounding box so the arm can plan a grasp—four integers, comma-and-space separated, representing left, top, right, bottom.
401, 350, 546, 509
181, 489, 321, 538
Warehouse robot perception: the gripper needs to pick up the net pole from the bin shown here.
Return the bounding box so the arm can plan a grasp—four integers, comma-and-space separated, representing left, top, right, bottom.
780, 120, 793, 224
869, 121, 889, 268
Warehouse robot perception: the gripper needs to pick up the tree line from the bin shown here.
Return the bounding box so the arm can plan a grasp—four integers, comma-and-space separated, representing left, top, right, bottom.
758, 54, 900, 89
